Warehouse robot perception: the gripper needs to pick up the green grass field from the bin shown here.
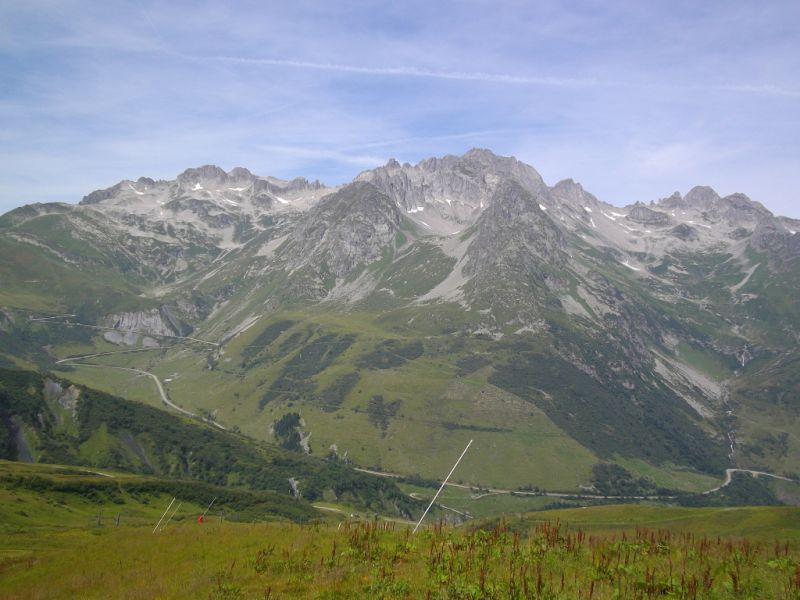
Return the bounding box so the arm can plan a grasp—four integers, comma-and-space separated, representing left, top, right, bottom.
2, 503, 799, 599
2, 460, 800, 599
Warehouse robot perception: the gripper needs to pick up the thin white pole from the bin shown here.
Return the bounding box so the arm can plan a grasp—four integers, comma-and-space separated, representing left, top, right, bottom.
413, 439, 473, 534
161, 502, 182, 531
153, 497, 176, 533
202, 497, 217, 518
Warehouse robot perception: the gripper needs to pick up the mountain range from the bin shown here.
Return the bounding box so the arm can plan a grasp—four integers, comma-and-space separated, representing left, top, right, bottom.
1, 149, 798, 495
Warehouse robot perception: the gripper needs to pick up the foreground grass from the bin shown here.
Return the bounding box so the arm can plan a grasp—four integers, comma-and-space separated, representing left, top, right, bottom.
2, 506, 800, 599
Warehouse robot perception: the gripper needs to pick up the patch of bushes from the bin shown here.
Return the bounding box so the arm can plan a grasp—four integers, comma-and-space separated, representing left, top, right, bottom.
241, 320, 295, 361
358, 340, 423, 370
259, 334, 355, 409
591, 463, 668, 496
318, 373, 359, 412
455, 354, 491, 376
273, 412, 303, 452
367, 395, 402, 435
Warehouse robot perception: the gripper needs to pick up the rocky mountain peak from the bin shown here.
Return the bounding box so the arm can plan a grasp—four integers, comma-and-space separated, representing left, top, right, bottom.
705, 193, 772, 227
551, 179, 588, 203
228, 167, 255, 182
720, 193, 769, 215
465, 180, 567, 277
683, 185, 719, 207
176, 165, 230, 185
282, 181, 402, 285
286, 177, 324, 192
80, 182, 125, 205
355, 149, 546, 233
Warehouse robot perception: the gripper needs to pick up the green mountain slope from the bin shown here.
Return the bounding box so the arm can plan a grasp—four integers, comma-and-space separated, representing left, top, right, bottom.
0, 368, 418, 518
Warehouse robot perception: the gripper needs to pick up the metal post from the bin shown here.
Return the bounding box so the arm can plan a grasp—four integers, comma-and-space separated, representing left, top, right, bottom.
413, 440, 473, 534
202, 497, 217, 518
161, 502, 182, 531
153, 497, 176, 533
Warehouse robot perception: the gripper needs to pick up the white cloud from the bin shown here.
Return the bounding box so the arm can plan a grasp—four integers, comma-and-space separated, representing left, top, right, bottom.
175, 53, 600, 87
633, 140, 748, 177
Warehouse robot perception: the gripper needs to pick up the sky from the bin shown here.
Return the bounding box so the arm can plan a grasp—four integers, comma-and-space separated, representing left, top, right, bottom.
1, 0, 799, 217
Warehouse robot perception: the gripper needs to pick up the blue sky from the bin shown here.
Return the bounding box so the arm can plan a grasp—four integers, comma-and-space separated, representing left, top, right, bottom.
1, 0, 799, 216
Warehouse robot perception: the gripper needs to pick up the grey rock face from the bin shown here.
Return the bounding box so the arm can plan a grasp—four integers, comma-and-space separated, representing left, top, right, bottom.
106, 308, 178, 337
627, 205, 671, 226
177, 165, 230, 186
465, 181, 566, 276
550, 179, 593, 204
285, 181, 401, 279
81, 182, 125, 205
683, 186, 720, 208
463, 181, 568, 320
43, 379, 80, 417
228, 167, 255, 182
669, 223, 699, 241
700, 193, 772, 226
286, 177, 324, 192
750, 218, 800, 262
658, 192, 684, 209
357, 148, 546, 225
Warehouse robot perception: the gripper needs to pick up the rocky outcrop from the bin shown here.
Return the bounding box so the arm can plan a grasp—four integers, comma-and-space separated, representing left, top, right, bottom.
701, 193, 772, 226
283, 182, 401, 280
462, 181, 568, 321
683, 186, 720, 208
81, 182, 125, 205
176, 165, 230, 186
655, 187, 720, 211
43, 379, 81, 418
550, 179, 597, 206
106, 308, 178, 337
751, 219, 800, 263
465, 181, 566, 276
626, 205, 671, 226
669, 223, 699, 241
163, 197, 238, 229
0, 309, 14, 333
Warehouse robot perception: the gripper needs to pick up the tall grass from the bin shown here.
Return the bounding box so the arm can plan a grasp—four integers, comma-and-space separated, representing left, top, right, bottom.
4, 516, 799, 599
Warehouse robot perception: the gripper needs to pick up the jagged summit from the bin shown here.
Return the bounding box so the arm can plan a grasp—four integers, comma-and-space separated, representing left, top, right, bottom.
684, 185, 720, 206
355, 148, 547, 234
176, 164, 231, 184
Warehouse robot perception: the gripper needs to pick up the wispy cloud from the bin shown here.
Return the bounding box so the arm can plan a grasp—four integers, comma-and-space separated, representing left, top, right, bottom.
252, 144, 385, 169
1, 1, 799, 217
341, 129, 525, 152
633, 140, 749, 177
175, 53, 600, 87
715, 83, 800, 99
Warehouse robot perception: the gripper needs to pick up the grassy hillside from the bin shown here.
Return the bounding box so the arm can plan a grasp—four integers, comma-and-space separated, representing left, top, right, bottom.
46, 309, 736, 495
0, 368, 420, 518
0, 460, 318, 530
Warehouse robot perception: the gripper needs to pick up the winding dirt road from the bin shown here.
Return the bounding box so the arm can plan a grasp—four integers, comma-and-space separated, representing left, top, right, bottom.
701, 468, 794, 495
57, 353, 226, 430
356, 466, 796, 502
